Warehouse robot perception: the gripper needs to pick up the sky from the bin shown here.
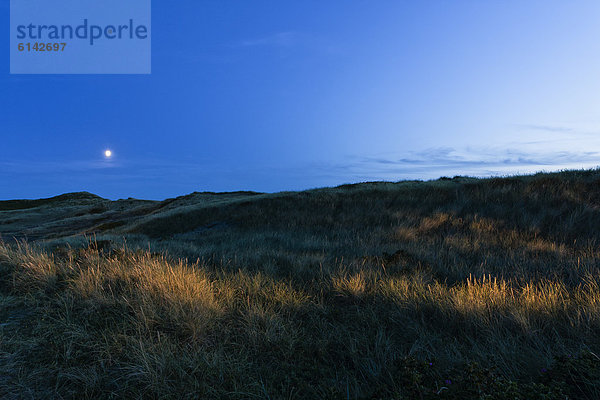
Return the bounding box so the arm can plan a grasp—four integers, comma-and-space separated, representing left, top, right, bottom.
2, 1, 600, 200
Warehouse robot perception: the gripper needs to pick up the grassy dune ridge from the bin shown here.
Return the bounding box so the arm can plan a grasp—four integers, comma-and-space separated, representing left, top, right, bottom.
2, 169, 600, 398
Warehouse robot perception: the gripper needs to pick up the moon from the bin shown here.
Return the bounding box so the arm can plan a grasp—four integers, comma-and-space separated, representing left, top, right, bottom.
104, 150, 112, 158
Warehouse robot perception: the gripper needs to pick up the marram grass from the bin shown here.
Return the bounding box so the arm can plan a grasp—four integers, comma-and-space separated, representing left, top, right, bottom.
2, 169, 600, 398
1, 241, 599, 399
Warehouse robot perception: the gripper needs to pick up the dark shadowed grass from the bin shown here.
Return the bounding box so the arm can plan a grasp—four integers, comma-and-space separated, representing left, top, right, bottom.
1, 240, 600, 399
2, 169, 600, 398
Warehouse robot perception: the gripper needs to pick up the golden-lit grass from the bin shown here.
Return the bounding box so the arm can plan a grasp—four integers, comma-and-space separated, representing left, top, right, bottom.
3, 169, 600, 398
332, 271, 368, 297
377, 272, 600, 330
2, 238, 600, 399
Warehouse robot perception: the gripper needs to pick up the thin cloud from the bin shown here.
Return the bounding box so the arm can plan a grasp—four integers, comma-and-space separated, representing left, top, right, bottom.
0, 159, 119, 175
236, 31, 344, 56
324, 145, 600, 182
512, 124, 574, 133
240, 32, 301, 47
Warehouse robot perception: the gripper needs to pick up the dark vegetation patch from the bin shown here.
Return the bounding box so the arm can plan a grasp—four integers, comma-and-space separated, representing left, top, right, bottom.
0, 192, 104, 211
1, 169, 600, 398
93, 221, 126, 232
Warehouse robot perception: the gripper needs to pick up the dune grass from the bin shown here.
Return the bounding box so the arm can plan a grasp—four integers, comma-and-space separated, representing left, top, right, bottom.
1, 241, 599, 399
2, 169, 600, 398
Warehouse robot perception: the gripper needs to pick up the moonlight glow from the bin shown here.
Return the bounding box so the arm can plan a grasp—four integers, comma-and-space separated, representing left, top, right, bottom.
104, 150, 112, 158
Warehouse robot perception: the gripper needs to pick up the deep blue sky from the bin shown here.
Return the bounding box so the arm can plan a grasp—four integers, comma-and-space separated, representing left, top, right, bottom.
2, 1, 600, 200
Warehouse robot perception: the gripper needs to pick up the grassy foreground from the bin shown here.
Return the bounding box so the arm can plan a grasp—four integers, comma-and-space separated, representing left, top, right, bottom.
2, 169, 600, 398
